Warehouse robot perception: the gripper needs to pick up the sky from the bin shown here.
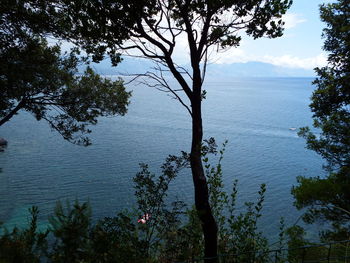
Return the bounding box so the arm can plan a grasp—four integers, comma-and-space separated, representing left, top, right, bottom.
210, 0, 332, 69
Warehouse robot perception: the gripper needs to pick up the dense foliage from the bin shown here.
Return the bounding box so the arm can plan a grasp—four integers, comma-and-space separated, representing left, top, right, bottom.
0, 0, 131, 145
294, 0, 350, 240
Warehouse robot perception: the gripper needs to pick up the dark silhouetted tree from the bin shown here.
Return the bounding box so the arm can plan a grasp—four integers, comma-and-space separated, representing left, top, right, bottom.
294, 0, 350, 240
0, 1, 131, 145
50, 0, 292, 260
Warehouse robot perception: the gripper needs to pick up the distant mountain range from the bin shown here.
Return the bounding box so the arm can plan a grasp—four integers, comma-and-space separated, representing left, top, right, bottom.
84, 57, 315, 78
205, 61, 315, 78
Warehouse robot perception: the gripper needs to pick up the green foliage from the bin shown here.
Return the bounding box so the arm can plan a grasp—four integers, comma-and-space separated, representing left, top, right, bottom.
133, 159, 187, 257
297, 0, 350, 171
285, 225, 309, 262
89, 213, 146, 263
201, 139, 271, 262
0, 207, 48, 263
164, 206, 204, 262
274, 218, 286, 263
202, 138, 228, 231
48, 201, 92, 262
285, 225, 350, 263
294, 0, 350, 239
223, 184, 270, 262
0, 1, 131, 145
292, 168, 350, 228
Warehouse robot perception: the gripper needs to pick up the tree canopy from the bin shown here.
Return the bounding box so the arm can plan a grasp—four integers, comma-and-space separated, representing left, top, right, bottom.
51, 0, 292, 89
0, 0, 131, 145
293, 0, 350, 240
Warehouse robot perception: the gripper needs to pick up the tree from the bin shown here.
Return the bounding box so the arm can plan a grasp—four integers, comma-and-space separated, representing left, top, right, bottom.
293, 0, 350, 240
0, 0, 131, 145
51, 0, 292, 260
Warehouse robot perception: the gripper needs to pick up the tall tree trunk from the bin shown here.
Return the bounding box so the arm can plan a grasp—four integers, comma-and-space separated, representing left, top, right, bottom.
190, 92, 218, 262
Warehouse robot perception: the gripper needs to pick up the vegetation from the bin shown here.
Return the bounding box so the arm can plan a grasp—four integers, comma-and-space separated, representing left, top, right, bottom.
0, 0, 131, 145
48, 1, 293, 259
293, 0, 350, 240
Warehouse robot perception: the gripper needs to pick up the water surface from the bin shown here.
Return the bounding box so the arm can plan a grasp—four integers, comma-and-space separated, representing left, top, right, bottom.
0, 77, 325, 238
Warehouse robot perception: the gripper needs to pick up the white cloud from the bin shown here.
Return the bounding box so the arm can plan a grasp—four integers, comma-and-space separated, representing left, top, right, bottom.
261, 54, 327, 69
214, 48, 327, 69
282, 13, 307, 29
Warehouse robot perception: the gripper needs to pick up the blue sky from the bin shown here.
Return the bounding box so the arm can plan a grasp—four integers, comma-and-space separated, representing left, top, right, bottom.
212, 0, 331, 69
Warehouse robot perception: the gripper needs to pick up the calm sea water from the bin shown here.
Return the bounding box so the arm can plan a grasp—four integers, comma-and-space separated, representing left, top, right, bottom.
0, 77, 325, 238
